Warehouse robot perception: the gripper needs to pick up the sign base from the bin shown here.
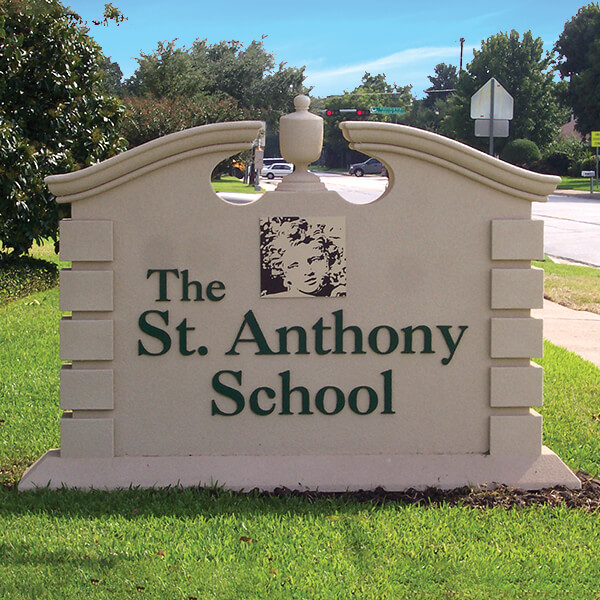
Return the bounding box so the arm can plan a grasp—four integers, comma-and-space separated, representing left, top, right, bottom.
19, 447, 580, 492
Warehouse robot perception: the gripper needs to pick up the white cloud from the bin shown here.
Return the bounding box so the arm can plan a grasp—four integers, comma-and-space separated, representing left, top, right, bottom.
308, 47, 458, 81
305, 45, 476, 97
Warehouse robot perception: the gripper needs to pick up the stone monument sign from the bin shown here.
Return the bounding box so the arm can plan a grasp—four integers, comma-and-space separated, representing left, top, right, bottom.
19, 96, 580, 491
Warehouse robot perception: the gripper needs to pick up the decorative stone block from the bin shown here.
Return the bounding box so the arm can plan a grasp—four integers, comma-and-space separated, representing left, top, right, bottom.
60, 269, 113, 311
60, 318, 113, 361
490, 364, 543, 407
490, 410, 542, 455
490, 317, 543, 358
60, 366, 114, 410
59, 220, 113, 262
491, 267, 543, 309
491, 220, 544, 260
60, 415, 114, 458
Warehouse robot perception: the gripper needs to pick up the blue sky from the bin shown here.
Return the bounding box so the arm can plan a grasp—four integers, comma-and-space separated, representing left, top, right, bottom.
68, 0, 586, 98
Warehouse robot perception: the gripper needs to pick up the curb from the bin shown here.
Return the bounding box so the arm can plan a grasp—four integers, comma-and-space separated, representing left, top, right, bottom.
553, 190, 599, 200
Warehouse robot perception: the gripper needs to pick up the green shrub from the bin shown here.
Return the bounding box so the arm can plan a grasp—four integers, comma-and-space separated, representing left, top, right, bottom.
0, 255, 58, 305
541, 150, 571, 175
500, 139, 542, 168
575, 155, 598, 176
540, 137, 591, 176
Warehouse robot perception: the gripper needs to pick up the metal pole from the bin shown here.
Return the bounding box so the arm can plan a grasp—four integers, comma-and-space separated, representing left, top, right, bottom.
489, 78, 495, 156
596, 146, 598, 187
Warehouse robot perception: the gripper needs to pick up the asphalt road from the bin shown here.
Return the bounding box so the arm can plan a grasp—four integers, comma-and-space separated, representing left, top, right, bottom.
533, 195, 600, 267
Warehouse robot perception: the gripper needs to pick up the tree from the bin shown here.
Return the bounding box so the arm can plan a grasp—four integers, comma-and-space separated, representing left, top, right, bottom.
408, 63, 457, 133
422, 63, 457, 108
98, 55, 124, 95
555, 3, 600, 136
92, 2, 127, 27
120, 95, 248, 148
442, 30, 567, 153
124, 40, 194, 99
124, 38, 307, 131
0, 0, 126, 259
408, 97, 453, 133
319, 72, 414, 167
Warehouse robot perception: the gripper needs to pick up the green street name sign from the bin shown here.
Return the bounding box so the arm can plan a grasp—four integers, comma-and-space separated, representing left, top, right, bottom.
370, 106, 405, 115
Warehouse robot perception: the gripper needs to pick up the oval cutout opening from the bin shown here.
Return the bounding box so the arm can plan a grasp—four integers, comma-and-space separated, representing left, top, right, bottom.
214, 159, 391, 206
312, 153, 390, 204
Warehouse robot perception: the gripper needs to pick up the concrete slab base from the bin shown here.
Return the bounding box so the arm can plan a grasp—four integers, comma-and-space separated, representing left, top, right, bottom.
19, 447, 581, 491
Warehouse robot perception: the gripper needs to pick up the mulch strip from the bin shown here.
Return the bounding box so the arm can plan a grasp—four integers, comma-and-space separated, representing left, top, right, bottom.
263, 471, 600, 511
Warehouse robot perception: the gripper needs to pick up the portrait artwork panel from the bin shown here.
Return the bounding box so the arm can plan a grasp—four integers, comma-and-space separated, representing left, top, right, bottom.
260, 216, 346, 298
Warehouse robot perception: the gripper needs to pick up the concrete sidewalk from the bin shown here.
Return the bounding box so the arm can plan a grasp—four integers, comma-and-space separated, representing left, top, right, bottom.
533, 300, 600, 368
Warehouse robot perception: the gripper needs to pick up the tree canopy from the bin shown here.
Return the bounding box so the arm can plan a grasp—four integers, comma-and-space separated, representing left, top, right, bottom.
124, 38, 307, 131
0, 0, 126, 258
423, 63, 458, 108
318, 72, 413, 167
442, 30, 566, 152
555, 2, 600, 136
407, 63, 458, 133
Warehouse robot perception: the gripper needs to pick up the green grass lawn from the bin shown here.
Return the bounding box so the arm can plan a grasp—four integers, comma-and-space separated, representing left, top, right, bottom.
558, 176, 600, 191
533, 258, 600, 315
211, 175, 263, 194
1, 253, 600, 598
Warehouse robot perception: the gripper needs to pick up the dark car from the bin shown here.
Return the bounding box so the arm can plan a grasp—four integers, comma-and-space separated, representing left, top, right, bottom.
349, 157, 384, 177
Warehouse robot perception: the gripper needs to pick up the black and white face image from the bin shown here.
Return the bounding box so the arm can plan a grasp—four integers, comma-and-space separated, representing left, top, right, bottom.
260, 217, 346, 298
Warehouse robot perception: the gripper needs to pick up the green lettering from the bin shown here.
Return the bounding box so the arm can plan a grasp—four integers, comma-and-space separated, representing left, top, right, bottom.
315, 386, 344, 415
138, 310, 171, 356
333, 310, 366, 355
146, 269, 179, 301
368, 325, 399, 354
180, 269, 203, 301
249, 386, 276, 416
207, 280, 226, 302
225, 310, 275, 355
381, 370, 395, 414
276, 325, 309, 355
348, 386, 378, 415
437, 325, 468, 365
401, 325, 434, 355
312, 318, 332, 355
211, 370, 245, 416
176, 318, 196, 356
279, 370, 313, 415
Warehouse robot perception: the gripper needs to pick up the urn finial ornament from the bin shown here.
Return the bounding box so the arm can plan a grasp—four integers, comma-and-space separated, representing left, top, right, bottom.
276, 95, 327, 192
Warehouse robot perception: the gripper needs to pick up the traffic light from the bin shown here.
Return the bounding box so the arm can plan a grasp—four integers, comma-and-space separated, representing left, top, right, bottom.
323, 108, 370, 117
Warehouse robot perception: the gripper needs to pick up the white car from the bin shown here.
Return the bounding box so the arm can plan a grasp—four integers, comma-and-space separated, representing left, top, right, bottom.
261, 162, 294, 179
